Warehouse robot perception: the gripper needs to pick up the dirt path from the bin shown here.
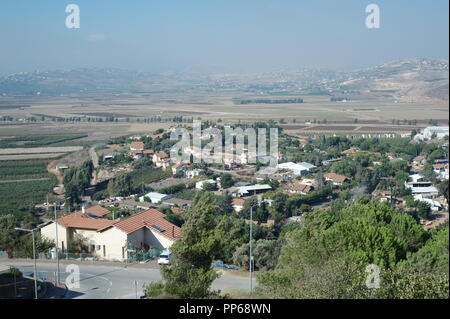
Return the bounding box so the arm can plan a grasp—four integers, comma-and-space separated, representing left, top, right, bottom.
47, 159, 64, 185
89, 146, 100, 184
89, 146, 99, 168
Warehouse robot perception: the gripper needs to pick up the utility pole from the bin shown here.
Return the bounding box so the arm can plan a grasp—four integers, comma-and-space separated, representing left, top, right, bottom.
135, 280, 138, 299
31, 230, 38, 299
66, 197, 71, 214
249, 205, 253, 296
54, 203, 60, 285
249, 192, 260, 296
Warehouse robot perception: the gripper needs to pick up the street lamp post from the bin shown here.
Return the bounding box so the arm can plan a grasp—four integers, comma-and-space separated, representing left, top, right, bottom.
54, 203, 60, 285
248, 192, 261, 296
15, 227, 38, 299
66, 197, 71, 214
249, 205, 253, 296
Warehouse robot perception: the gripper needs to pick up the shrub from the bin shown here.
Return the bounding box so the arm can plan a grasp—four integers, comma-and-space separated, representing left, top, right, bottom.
144, 281, 167, 298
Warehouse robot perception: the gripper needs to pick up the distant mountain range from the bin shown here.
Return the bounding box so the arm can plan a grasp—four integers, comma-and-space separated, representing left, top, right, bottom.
0, 58, 448, 102
340, 59, 449, 103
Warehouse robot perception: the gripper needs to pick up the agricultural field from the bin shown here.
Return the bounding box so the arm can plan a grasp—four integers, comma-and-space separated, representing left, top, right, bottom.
0, 134, 87, 148
0, 159, 56, 219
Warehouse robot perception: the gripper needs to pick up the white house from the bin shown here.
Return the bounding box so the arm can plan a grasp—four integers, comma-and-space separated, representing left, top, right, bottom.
40, 208, 181, 261
171, 162, 188, 175
139, 192, 172, 204
153, 152, 170, 169
232, 198, 245, 212
195, 179, 216, 190
185, 168, 203, 179
433, 164, 449, 181
414, 195, 443, 211
130, 141, 145, 151
405, 174, 439, 198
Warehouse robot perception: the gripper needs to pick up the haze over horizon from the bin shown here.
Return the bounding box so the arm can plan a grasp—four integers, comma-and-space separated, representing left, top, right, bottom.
1, 0, 448, 74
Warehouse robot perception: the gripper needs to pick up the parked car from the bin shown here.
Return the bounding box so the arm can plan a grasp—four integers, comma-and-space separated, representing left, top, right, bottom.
158, 250, 171, 265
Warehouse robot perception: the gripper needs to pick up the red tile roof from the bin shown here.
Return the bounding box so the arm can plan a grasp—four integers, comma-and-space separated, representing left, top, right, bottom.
232, 198, 245, 207
55, 209, 115, 230
112, 209, 181, 241
54, 206, 181, 242
155, 152, 169, 159
85, 205, 110, 217
130, 141, 145, 150
324, 173, 349, 184
284, 181, 313, 194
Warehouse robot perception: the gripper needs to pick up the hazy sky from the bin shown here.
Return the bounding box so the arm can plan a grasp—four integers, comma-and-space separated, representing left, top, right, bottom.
0, 0, 448, 74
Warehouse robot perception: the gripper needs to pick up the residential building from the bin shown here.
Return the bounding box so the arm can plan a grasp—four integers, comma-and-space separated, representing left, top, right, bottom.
324, 173, 350, 186
81, 205, 110, 218
282, 180, 313, 195
139, 192, 172, 204
153, 152, 170, 169
185, 168, 203, 179
405, 174, 439, 198
232, 198, 245, 212
195, 179, 217, 190
433, 163, 449, 180
41, 208, 181, 260
171, 162, 188, 175
413, 195, 443, 211
412, 155, 427, 166
130, 141, 145, 151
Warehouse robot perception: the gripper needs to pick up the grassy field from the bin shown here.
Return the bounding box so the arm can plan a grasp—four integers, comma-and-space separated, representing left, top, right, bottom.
0, 159, 56, 219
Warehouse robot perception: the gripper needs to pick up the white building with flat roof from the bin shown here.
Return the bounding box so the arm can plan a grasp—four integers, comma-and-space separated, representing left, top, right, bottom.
277, 162, 317, 176
139, 192, 172, 204
415, 126, 449, 141
235, 184, 272, 197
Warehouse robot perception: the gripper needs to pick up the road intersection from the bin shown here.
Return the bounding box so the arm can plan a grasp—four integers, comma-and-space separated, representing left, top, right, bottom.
2, 259, 250, 299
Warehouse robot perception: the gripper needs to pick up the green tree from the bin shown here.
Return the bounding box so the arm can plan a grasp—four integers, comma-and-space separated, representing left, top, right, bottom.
438, 180, 449, 205
219, 173, 234, 189
114, 174, 133, 196
0, 215, 21, 255
256, 201, 438, 299
159, 193, 222, 298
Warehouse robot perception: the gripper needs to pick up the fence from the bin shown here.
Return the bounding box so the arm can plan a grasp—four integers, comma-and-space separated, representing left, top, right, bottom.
127, 248, 161, 262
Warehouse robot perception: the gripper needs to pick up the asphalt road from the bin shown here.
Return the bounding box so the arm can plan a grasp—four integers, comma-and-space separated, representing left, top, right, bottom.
3, 260, 250, 299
